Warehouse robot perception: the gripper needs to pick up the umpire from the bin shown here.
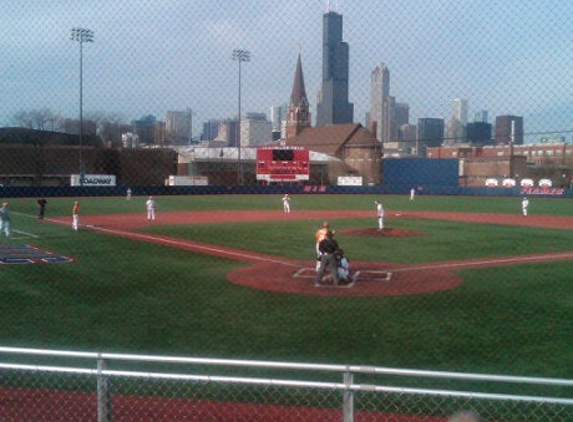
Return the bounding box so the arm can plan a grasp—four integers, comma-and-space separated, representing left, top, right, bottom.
315, 230, 340, 286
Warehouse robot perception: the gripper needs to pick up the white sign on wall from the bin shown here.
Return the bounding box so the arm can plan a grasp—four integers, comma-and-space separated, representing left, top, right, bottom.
70, 174, 117, 186
337, 176, 363, 186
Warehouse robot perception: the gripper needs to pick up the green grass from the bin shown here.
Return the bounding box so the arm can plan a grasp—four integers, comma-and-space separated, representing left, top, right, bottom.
7, 192, 572, 216
144, 217, 573, 263
0, 194, 571, 383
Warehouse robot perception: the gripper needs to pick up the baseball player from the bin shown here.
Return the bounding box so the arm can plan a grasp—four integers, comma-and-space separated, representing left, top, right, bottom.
336, 248, 351, 282
522, 196, 529, 216
314, 221, 332, 271
0, 202, 11, 237
375, 199, 385, 230
315, 230, 340, 286
410, 188, 415, 200
315, 221, 331, 257
37, 197, 48, 219
146, 196, 157, 220
282, 193, 291, 213
72, 201, 80, 231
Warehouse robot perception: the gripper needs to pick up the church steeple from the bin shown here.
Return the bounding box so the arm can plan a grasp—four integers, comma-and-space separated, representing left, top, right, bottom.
286, 52, 311, 139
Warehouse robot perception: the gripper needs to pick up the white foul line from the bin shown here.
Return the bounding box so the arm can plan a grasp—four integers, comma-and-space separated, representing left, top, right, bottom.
391, 252, 573, 273
82, 223, 573, 273
89, 225, 300, 268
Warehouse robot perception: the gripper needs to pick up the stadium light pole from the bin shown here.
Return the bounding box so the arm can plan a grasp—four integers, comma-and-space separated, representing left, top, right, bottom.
232, 48, 250, 185
71, 27, 94, 186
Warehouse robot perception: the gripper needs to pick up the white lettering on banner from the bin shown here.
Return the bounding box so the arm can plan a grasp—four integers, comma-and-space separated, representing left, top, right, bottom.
520, 187, 564, 196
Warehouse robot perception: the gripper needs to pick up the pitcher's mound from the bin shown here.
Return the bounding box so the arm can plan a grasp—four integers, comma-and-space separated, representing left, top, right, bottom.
339, 228, 426, 237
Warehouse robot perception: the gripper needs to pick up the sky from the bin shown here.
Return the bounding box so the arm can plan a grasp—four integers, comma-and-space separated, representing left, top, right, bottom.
2, 0, 572, 142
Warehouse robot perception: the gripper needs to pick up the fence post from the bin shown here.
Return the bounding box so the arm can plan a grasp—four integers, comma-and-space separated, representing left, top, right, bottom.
97, 355, 113, 422
342, 370, 354, 422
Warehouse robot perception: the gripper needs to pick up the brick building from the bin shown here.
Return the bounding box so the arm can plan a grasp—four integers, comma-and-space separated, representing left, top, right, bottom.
427, 142, 573, 187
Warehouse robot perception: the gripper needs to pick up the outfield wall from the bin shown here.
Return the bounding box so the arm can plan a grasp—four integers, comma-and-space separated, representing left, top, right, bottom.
382, 158, 460, 190
1, 184, 572, 199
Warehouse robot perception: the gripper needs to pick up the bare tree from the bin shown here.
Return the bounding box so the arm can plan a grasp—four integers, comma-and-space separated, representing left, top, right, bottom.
86, 110, 127, 147
10, 108, 56, 130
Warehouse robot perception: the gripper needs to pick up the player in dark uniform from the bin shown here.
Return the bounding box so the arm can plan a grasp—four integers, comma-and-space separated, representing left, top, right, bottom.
37, 197, 47, 219
315, 230, 340, 286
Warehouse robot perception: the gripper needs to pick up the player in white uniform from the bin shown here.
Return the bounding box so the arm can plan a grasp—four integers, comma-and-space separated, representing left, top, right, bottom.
0, 202, 11, 237
522, 197, 529, 216
72, 201, 80, 231
375, 199, 385, 230
146, 196, 157, 220
282, 194, 291, 213
410, 188, 415, 200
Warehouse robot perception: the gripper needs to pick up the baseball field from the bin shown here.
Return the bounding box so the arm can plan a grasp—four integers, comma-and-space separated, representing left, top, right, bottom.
0, 193, 571, 385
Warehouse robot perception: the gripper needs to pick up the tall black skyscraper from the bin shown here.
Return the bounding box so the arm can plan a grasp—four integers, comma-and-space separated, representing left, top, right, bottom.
316, 11, 354, 126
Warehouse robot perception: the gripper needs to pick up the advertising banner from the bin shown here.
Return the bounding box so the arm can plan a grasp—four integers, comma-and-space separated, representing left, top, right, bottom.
70, 174, 117, 186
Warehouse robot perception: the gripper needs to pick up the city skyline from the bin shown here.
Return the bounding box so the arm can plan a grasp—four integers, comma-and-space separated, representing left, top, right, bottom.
2, 1, 572, 143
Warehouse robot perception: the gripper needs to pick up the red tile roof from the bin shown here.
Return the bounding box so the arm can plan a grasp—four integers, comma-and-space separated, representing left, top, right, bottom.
285, 123, 378, 155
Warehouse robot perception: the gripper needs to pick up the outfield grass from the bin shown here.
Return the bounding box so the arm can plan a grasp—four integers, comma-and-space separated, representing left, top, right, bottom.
7, 192, 572, 216
0, 194, 571, 383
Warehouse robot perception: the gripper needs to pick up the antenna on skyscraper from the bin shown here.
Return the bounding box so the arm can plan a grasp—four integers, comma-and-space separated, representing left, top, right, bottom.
325, 0, 340, 13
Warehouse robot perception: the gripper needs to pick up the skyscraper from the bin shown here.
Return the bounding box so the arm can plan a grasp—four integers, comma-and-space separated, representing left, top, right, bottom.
452, 98, 468, 124
165, 110, 192, 145
201, 119, 221, 141
474, 110, 489, 123
270, 105, 287, 140
395, 103, 410, 128
466, 121, 492, 146
369, 63, 392, 142
417, 118, 445, 156
445, 98, 468, 145
495, 115, 524, 145
316, 9, 354, 126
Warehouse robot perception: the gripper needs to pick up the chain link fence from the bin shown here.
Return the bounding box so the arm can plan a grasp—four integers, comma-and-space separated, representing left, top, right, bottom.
1, 1, 572, 420
1, 347, 572, 421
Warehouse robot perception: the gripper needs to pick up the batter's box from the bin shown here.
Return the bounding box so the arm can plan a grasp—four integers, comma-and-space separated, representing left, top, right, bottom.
353, 270, 393, 283
293, 268, 319, 279
293, 268, 392, 283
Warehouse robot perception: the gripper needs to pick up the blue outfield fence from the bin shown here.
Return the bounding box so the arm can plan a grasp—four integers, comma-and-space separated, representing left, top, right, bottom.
1, 184, 572, 199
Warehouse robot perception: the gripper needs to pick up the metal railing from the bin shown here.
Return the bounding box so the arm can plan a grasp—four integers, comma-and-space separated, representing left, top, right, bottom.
0, 346, 571, 421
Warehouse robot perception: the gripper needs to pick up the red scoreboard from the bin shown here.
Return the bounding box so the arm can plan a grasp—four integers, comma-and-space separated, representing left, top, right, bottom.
256, 147, 310, 182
